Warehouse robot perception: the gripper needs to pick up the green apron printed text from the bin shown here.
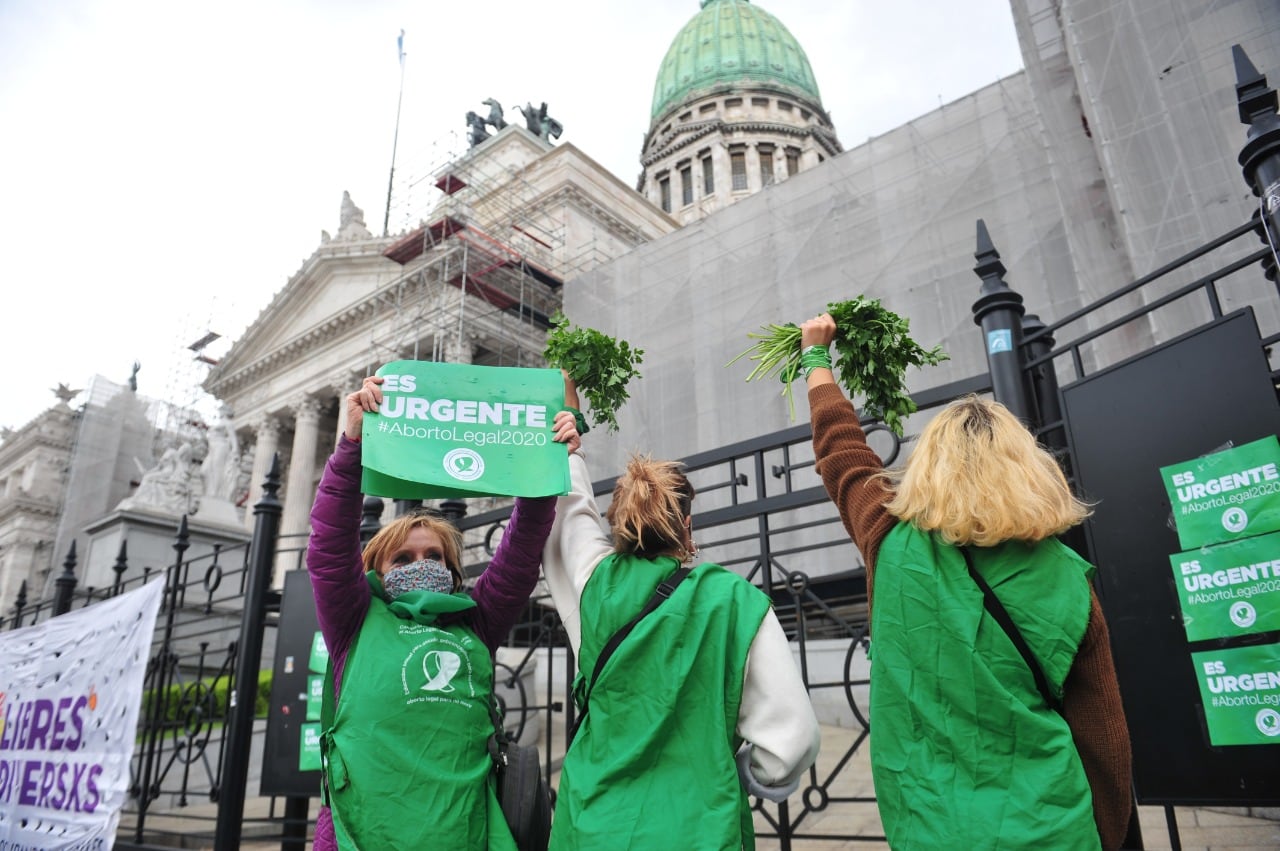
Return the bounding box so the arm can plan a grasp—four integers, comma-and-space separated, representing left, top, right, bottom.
321, 596, 513, 849
1191, 643, 1280, 746
1160, 435, 1280, 550
1169, 530, 1280, 641
361, 361, 570, 500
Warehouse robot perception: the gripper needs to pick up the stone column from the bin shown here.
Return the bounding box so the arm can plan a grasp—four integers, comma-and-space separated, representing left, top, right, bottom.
440, 331, 475, 365
279, 397, 324, 553
332, 376, 353, 448
244, 415, 280, 532
744, 145, 762, 194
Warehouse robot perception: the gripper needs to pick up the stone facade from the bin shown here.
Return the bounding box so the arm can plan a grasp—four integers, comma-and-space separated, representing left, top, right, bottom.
0, 400, 76, 618
203, 125, 676, 585
639, 0, 842, 224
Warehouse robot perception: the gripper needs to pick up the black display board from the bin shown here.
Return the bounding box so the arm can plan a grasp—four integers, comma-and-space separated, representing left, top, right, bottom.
260, 569, 325, 798
1061, 308, 1280, 805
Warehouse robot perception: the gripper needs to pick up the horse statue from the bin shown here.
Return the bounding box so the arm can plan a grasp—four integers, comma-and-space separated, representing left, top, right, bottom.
514, 101, 563, 142
465, 110, 491, 148
513, 101, 543, 134
482, 98, 507, 132
540, 111, 564, 142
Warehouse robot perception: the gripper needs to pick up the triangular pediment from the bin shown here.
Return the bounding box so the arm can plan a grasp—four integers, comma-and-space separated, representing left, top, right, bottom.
207, 238, 398, 386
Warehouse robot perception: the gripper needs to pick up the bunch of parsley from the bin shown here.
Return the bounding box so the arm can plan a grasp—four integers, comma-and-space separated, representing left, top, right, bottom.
543, 312, 644, 434
730, 296, 947, 435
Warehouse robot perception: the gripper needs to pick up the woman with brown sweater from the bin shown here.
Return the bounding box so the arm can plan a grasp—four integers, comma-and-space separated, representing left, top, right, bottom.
799, 312, 1132, 850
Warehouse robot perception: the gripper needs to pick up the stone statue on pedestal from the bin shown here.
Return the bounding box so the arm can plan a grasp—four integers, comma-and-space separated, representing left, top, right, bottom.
201, 406, 240, 502
119, 443, 200, 516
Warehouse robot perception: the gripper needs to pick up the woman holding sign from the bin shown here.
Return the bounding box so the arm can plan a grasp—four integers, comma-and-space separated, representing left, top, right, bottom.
541, 376, 820, 850
308, 375, 579, 851
797, 312, 1132, 850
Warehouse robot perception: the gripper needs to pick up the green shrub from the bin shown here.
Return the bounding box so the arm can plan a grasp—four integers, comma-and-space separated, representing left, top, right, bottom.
140, 668, 272, 727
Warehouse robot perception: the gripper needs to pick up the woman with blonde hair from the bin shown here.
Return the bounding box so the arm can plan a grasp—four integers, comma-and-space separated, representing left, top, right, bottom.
541, 376, 820, 850
307, 375, 579, 850
798, 312, 1132, 850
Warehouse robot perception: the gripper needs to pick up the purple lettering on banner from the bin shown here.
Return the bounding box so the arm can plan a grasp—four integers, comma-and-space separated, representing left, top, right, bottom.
83, 763, 102, 813
19, 758, 40, 805
0, 757, 11, 801
0, 700, 13, 749
37, 758, 56, 807
65, 695, 88, 751
12, 701, 30, 747
50, 760, 68, 810
67, 761, 85, 812
29, 699, 53, 750
50, 696, 72, 751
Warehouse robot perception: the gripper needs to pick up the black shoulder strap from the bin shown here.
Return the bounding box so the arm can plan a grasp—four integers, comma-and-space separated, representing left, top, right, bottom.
569, 565, 693, 742
960, 547, 1062, 713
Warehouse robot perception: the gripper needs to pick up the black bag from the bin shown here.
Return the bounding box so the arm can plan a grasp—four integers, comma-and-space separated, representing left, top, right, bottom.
568, 565, 693, 743
488, 702, 552, 851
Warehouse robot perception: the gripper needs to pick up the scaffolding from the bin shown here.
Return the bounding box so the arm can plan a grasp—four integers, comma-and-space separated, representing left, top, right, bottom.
369, 128, 608, 372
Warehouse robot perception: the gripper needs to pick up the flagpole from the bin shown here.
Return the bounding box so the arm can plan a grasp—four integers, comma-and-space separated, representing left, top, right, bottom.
383, 29, 406, 238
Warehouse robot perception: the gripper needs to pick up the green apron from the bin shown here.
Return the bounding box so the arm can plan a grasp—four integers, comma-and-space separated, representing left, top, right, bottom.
870, 524, 1099, 850
550, 555, 771, 851
320, 578, 514, 850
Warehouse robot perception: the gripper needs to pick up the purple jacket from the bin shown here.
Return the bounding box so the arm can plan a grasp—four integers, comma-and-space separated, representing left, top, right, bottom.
307, 435, 555, 851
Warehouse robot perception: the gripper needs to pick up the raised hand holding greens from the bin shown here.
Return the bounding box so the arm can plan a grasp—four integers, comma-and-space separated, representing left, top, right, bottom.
543, 312, 644, 434
729, 297, 948, 435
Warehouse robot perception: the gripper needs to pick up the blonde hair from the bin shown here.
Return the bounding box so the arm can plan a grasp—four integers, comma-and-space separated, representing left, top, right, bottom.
361, 512, 465, 590
606, 454, 695, 559
881, 395, 1091, 546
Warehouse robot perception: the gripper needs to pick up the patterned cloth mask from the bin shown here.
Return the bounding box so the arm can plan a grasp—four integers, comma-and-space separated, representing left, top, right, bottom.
382, 559, 455, 598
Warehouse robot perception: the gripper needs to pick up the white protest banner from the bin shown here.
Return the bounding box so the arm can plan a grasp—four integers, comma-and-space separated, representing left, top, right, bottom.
0, 578, 165, 850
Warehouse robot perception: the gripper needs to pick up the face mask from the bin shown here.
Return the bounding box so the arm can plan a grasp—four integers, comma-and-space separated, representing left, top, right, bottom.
383, 559, 455, 598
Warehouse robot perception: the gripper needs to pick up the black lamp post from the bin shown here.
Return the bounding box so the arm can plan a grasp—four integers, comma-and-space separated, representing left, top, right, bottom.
1234, 44, 1280, 281
971, 219, 1035, 425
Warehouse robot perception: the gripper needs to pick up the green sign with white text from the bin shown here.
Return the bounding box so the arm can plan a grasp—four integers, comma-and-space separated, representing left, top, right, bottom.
299, 723, 322, 771
1170, 531, 1280, 641
306, 675, 323, 721
308, 630, 328, 674
1190, 643, 1280, 746
1160, 435, 1280, 550
360, 361, 569, 500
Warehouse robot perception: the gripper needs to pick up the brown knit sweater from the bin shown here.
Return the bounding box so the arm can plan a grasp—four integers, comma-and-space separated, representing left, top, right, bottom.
808, 382, 1134, 851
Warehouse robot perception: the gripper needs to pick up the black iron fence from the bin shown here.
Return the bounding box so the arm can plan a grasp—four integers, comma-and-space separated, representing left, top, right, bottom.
5, 40, 1277, 851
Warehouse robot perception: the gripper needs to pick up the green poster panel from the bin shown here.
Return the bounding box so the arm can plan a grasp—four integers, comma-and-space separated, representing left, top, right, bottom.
1170, 531, 1280, 641
299, 723, 323, 771
1190, 644, 1280, 746
306, 675, 323, 722
309, 631, 328, 674
1160, 435, 1280, 550
360, 361, 570, 500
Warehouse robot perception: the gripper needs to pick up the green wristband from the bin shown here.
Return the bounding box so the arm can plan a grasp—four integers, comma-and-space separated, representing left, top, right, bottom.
799, 345, 832, 378
565, 406, 590, 435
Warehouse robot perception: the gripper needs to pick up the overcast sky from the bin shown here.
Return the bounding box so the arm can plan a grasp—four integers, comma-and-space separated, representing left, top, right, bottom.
0, 0, 1024, 433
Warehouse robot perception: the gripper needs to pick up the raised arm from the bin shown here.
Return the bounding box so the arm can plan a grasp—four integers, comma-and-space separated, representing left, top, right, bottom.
470, 410, 580, 650
541, 374, 613, 657
306, 377, 385, 681
801, 314, 896, 578
734, 611, 821, 801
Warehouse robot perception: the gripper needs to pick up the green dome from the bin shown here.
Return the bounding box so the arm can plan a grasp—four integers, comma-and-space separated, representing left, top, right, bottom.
650, 0, 823, 123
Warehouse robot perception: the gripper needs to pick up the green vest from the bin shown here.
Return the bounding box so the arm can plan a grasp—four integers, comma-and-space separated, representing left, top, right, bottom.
550, 556, 771, 851
870, 524, 1099, 850
321, 591, 514, 851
